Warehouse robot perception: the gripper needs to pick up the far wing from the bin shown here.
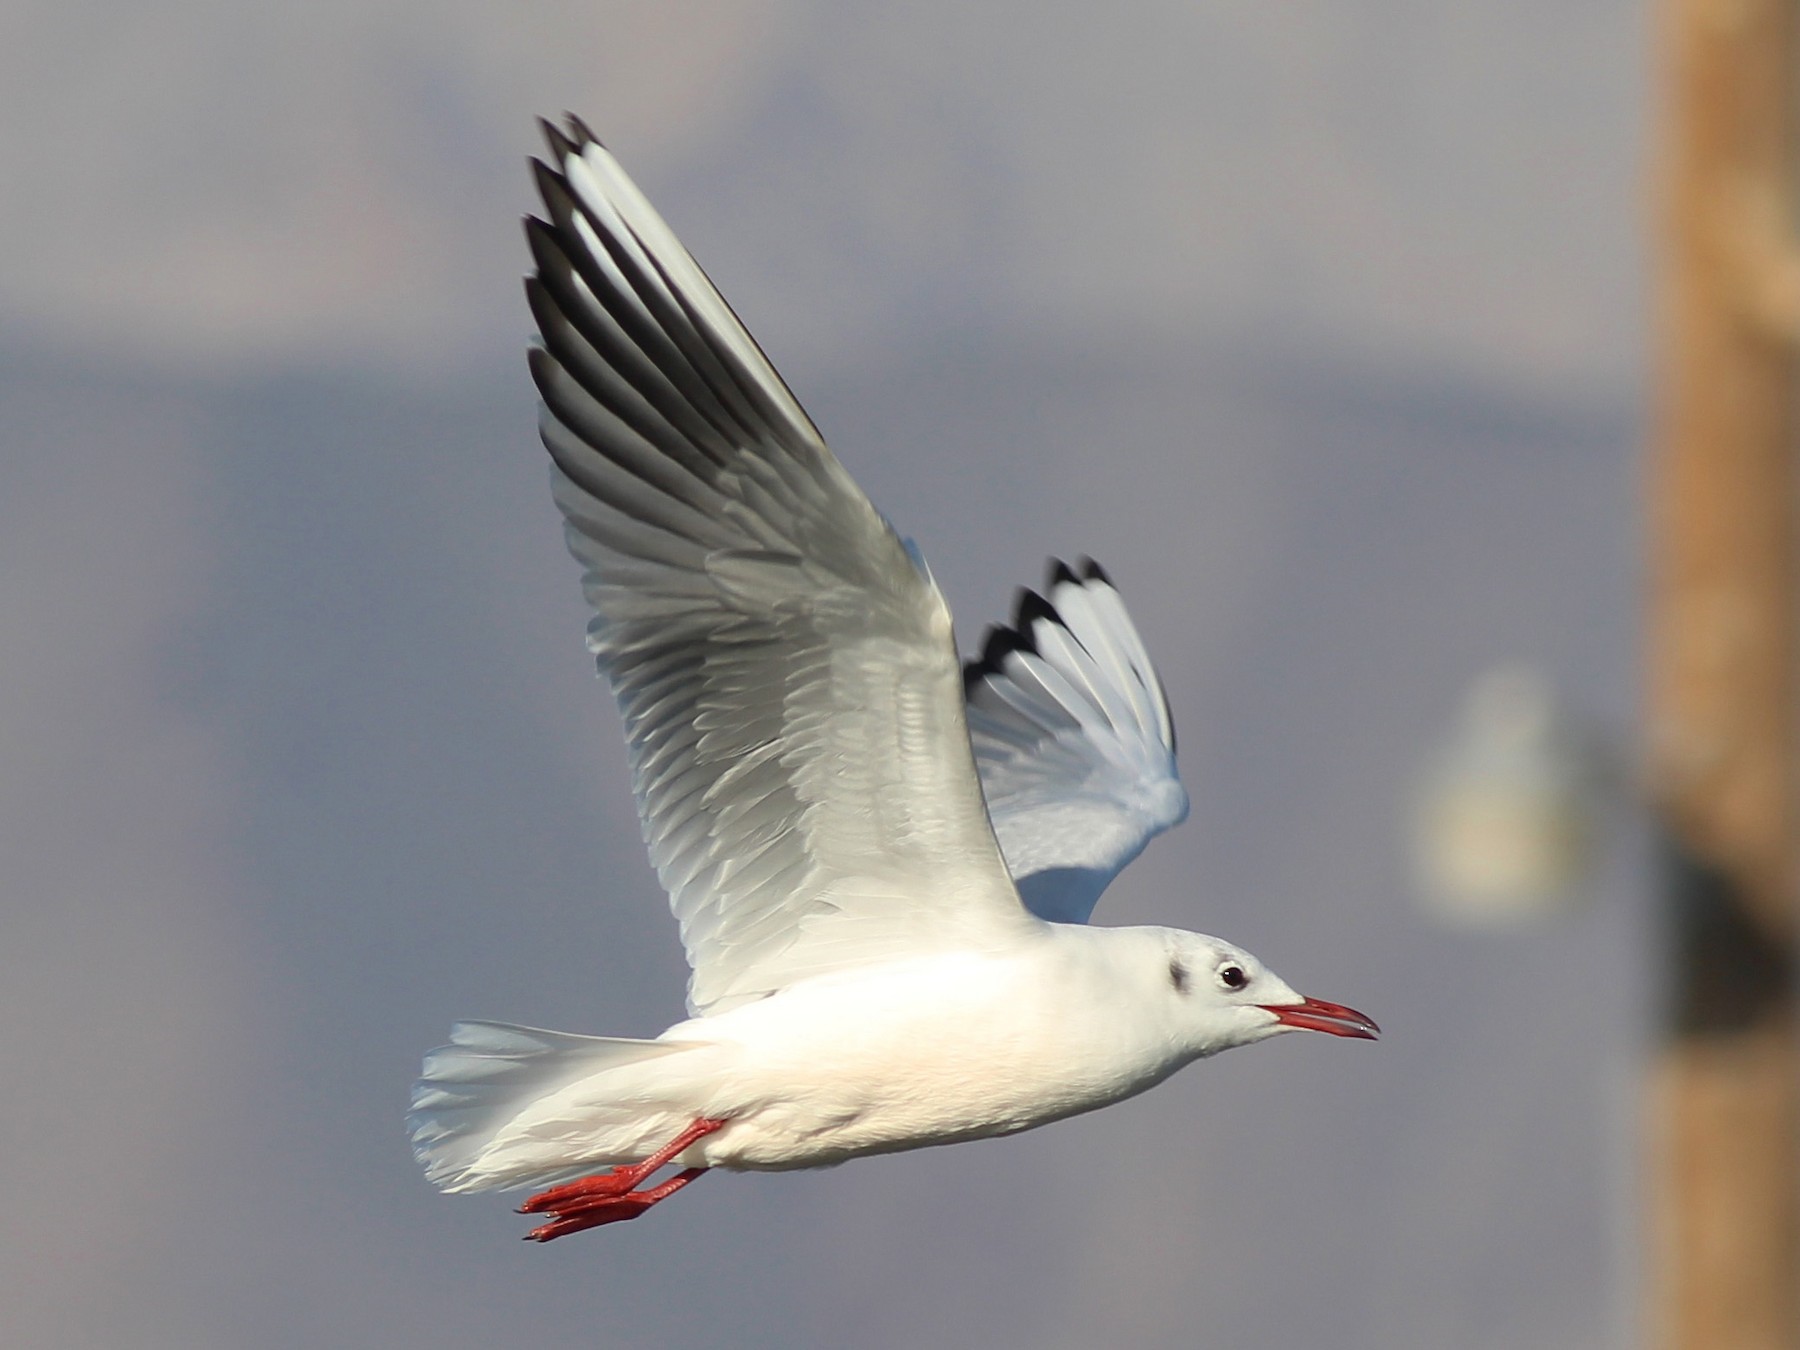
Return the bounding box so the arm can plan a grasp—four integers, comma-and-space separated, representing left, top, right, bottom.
963, 560, 1189, 924
526, 120, 1036, 1015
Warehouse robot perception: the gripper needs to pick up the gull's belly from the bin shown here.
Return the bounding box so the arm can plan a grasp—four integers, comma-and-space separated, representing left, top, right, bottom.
678, 946, 1180, 1170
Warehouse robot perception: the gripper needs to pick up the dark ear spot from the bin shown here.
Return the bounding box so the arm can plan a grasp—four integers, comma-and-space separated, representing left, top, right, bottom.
1168, 958, 1190, 994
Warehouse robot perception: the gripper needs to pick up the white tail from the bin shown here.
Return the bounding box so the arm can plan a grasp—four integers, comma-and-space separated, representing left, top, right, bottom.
408, 1021, 691, 1193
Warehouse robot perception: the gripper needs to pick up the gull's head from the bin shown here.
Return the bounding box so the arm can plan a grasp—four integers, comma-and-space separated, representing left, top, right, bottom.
1159, 931, 1380, 1057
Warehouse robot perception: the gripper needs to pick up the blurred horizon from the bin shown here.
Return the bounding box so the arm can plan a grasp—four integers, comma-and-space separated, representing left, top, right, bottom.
4, 4, 1650, 1347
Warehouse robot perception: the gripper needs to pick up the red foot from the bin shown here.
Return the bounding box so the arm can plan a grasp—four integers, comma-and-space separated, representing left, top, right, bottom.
522, 1168, 707, 1241
518, 1117, 726, 1242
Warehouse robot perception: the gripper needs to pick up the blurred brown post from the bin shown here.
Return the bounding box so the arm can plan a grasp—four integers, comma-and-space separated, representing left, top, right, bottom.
1650, 0, 1800, 1346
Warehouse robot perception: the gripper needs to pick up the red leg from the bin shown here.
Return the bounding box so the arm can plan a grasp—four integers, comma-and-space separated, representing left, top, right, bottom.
522, 1168, 708, 1242
518, 1117, 726, 1241
518, 1116, 726, 1213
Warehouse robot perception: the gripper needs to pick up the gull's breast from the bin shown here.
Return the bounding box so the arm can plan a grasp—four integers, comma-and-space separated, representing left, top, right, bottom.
678, 938, 1181, 1170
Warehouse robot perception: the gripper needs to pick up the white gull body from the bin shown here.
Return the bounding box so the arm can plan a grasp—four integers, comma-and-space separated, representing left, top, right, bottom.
407, 118, 1377, 1237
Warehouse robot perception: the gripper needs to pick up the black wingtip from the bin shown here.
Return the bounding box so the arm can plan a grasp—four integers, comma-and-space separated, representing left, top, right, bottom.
963, 623, 1023, 695
528, 157, 572, 220
522, 212, 569, 280
962, 584, 1067, 695
987, 621, 1026, 666
538, 116, 579, 164
565, 112, 605, 149
1014, 586, 1059, 635
1045, 555, 1115, 593
964, 555, 1180, 761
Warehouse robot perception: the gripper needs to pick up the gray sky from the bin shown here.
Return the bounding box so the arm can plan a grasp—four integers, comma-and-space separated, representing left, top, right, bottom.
5, 3, 1650, 1346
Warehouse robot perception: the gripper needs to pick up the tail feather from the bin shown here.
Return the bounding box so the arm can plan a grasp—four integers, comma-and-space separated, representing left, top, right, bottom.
408, 1020, 690, 1194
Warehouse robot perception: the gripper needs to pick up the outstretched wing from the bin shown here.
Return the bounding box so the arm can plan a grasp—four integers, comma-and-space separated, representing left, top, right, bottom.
964, 560, 1188, 924
526, 120, 1036, 1015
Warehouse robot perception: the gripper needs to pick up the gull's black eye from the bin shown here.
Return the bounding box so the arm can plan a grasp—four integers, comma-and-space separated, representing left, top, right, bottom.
1218, 964, 1247, 991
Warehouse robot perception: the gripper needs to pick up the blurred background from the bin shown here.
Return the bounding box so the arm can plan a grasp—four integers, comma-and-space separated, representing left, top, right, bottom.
2, 3, 1668, 1347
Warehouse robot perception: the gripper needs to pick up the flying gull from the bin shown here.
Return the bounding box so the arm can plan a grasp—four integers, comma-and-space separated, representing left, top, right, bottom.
408, 117, 1378, 1242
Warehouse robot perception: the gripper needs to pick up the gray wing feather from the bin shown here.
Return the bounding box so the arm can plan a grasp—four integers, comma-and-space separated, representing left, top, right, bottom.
527, 120, 1033, 1015
964, 561, 1189, 924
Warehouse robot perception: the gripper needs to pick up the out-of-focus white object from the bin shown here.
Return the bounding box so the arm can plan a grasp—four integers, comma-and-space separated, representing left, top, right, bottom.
1412, 665, 1600, 923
